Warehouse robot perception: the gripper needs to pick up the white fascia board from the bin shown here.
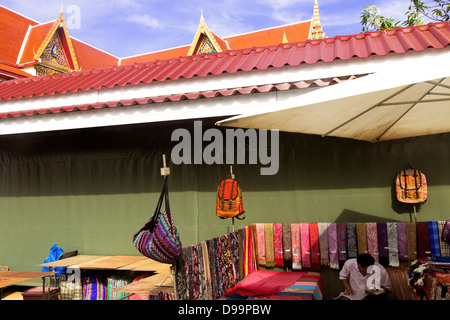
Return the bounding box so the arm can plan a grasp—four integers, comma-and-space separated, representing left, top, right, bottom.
1, 48, 438, 115
0, 89, 322, 135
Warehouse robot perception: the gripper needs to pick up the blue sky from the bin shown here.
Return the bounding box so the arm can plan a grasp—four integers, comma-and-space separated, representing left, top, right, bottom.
1, 0, 429, 58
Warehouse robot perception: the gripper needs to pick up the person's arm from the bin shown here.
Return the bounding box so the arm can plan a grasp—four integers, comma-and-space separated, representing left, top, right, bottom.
341, 278, 354, 295
339, 261, 353, 295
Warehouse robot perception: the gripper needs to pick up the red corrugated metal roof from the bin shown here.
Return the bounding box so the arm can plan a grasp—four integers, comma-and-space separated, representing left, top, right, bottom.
0, 21, 449, 101
0, 76, 364, 119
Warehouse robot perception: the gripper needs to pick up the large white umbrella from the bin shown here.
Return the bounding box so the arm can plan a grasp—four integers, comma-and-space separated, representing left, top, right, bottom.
217, 62, 450, 143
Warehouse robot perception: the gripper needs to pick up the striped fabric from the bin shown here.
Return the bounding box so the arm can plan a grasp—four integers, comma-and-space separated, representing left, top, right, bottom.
264, 223, 275, 268
428, 221, 441, 258
397, 222, 408, 261
82, 274, 107, 300
347, 223, 357, 258
406, 222, 417, 262
327, 223, 339, 269
318, 223, 329, 266
273, 223, 284, 267
417, 221, 431, 258
309, 223, 321, 271
337, 223, 347, 261
107, 273, 132, 300
387, 222, 400, 267
356, 223, 368, 255
438, 221, 450, 257
299, 223, 311, 268
255, 223, 266, 265
366, 222, 379, 262
291, 223, 302, 270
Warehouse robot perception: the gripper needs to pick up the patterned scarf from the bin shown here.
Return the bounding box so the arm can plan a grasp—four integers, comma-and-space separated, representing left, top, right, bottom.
318, 223, 329, 266
366, 222, 379, 262
264, 223, 275, 268
255, 223, 266, 266
327, 223, 339, 269
356, 223, 368, 255
387, 222, 399, 267
347, 222, 357, 258
428, 221, 441, 258
282, 223, 292, 268
290, 223, 302, 270
273, 223, 284, 267
300, 223, 311, 268
337, 222, 347, 261
438, 221, 450, 257
214, 237, 224, 298
197, 242, 206, 300
309, 223, 321, 271
417, 221, 431, 259
201, 241, 213, 300
396, 222, 408, 261
206, 239, 218, 300
406, 222, 417, 263
191, 244, 199, 300
230, 231, 240, 282
377, 222, 389, 258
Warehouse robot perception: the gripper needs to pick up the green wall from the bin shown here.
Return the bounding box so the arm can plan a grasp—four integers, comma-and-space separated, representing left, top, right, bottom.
0, 118, 449, 290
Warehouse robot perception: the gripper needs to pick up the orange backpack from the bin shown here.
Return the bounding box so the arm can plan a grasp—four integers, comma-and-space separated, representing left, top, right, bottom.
395, 168, 427, 204
216, 178, 245, 219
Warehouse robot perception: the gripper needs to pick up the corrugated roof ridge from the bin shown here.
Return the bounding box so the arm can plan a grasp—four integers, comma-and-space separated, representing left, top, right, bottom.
0, 21, 448, 101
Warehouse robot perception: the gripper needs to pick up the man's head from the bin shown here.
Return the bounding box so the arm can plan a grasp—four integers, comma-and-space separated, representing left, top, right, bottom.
356, 253, 375, 274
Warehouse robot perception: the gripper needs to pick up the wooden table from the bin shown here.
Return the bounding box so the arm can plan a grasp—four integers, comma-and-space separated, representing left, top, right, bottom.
0, 270, 56, 296
39, 255, 175, 299
39, 255, 170, 273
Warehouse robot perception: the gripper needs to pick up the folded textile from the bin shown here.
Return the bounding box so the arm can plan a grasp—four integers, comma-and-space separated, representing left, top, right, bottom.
347, 223, 357, 258
273, 223, 284, 267
377, 222, 389, 258
225, 270, 306, 298
417, 221, 431, 259
300, 223, 311, 268
291, 223, 302, 270
397, 222, 408, 261
406, 222, 417, 263
309, 223, 321, 271
264, 223, 275, 268
366, 222, 379, 262
387, 222, 400, 267
356, 223, 368, 255
428, 221, 441, 258
327, 223, 339, 269
255, 223, 266, 266
282, 223, 292, 267
318, 223, 329, 266
201, 241, 213, 300
271, 272, 323, 301
438, 221, 450, 257
337, 222, 347, 261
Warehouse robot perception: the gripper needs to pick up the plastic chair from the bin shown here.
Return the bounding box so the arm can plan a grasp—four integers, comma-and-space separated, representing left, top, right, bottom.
46, 250, 79, 299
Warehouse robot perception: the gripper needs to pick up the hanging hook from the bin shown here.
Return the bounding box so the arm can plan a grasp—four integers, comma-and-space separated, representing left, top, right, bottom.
160, 154, 170, 177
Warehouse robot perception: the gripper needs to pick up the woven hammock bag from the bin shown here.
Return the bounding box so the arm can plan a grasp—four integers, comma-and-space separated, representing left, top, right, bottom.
133, 177, 182, 264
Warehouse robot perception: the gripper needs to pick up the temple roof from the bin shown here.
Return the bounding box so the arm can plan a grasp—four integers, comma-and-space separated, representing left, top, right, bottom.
0, 2, 325, 78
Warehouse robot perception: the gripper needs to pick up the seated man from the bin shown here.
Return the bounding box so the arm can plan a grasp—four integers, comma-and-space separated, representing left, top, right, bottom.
336, 253, 394, 300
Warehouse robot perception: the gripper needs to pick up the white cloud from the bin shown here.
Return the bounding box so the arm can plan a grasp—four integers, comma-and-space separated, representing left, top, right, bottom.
125, 13, 160, 28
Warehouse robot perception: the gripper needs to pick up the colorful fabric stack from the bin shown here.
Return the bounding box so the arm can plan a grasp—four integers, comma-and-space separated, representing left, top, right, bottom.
106, 273, 132, 300
175, 226, 257, 300
250, 221, 450, 271
82, 274, 107, 300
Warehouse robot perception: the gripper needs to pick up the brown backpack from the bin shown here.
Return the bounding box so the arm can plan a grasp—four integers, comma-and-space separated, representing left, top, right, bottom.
216, 178, 245, 219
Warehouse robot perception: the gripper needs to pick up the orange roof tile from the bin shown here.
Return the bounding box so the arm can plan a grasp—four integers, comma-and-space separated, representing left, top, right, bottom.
120, 45, 190, 66
71, 39, 119, 70
0, 62, 32, 78
17, 22, 53, 64
224, 20, 312, 48
0, 6, 38, 64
